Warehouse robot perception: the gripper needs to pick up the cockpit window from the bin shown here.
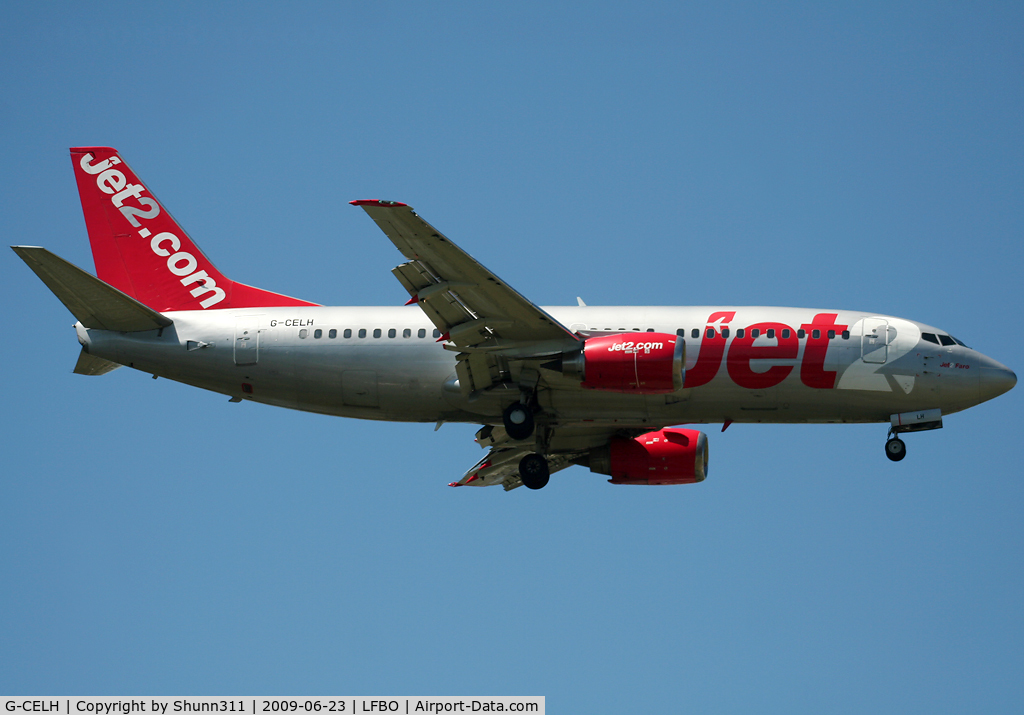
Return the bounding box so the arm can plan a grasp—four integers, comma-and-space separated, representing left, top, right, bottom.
951, 336, 969, 348
939, 335, 956, 346
922, 332, 939, 345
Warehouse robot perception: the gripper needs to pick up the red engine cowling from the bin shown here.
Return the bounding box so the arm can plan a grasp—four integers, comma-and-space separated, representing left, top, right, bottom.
586, 429, 709, 485
561, 332, 684, 394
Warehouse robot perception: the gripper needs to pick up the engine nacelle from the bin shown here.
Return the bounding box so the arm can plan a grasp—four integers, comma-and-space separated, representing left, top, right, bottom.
586, 429, 708, 485
561, 332, 684, 394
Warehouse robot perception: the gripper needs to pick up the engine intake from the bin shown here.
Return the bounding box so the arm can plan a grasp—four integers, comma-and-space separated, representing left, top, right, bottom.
585, 429, 708, 485
561, 332, 684, 394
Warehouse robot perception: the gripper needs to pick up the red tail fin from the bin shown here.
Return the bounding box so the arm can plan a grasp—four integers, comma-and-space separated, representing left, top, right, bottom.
70, 147, 316, 311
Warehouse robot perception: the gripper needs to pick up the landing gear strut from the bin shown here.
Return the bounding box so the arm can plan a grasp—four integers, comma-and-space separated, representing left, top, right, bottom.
884, 410, 943, 463
519, 453, 550, 490
503, 402, 535, 441
885, 436, 907, 462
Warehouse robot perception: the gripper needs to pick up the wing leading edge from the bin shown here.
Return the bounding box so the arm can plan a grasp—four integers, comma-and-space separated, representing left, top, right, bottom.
351, 200, 581, 396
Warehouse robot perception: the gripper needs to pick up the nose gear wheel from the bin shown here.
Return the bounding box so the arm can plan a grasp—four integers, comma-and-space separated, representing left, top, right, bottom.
885, 437, 906, 462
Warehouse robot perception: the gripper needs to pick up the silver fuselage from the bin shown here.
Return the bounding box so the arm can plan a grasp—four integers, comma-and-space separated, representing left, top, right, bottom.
76, 305, 1015, 432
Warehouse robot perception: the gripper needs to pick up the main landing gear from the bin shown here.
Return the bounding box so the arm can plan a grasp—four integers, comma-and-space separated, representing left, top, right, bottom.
503, 402, 535, 441
504, 372, 549, 489
519, 453, 550, 490
504, 402, 549, 489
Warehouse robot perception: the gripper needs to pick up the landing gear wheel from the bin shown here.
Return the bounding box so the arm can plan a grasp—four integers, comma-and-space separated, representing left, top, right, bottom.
503, 402, 535, 441
885, 437, 907, 462
519, 453, 550, 490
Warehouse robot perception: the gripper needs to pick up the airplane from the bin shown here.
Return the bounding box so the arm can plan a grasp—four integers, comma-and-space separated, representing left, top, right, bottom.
13, 147, 1017, 491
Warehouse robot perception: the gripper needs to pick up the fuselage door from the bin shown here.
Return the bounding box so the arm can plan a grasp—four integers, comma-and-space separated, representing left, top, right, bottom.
861, 318, 888, 364
234, 317, 259, 366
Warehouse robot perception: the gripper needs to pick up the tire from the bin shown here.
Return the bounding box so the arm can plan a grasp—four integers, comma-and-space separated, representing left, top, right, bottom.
885, 437, 907, 462
503, 402, 535, 441
519, 453, 550, 490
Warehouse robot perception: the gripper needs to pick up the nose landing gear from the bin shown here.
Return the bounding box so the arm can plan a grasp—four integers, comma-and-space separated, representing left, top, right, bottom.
885, 435, 907, 462
884, 409, 943, 462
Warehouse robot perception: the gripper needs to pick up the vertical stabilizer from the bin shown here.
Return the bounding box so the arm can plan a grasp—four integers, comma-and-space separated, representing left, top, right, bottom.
70, 147, 316, 311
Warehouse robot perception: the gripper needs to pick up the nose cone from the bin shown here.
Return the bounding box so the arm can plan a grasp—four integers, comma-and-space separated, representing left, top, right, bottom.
979, 361, 1016, 403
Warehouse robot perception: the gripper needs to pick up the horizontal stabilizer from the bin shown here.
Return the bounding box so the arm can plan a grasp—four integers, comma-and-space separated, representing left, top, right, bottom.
12, 246, 173, 332
73, 348, 121, 376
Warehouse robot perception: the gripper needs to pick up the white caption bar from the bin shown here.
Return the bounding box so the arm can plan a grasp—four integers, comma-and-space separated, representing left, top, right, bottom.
2, 699, 543, 715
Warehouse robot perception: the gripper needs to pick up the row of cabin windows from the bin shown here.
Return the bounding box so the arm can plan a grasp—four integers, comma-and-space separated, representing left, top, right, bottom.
298, 327, 443, 339
297, 325, 966, 347
297, 326, 859, 341
677, 327, 851, 340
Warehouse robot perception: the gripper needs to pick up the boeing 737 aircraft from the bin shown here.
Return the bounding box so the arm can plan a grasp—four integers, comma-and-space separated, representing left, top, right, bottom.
13, 147, 1017, 491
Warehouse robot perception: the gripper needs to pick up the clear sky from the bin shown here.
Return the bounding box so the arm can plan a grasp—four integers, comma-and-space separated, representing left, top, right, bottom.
2, 2, 1022, 711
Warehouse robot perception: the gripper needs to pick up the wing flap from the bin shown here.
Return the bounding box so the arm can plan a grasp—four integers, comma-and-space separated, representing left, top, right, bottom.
454, 446, 581, 491
451, 422, 648, 491
391, 261, 474, 337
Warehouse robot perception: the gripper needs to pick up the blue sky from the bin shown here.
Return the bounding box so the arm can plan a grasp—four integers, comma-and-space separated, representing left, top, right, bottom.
2, 2, 1022, 711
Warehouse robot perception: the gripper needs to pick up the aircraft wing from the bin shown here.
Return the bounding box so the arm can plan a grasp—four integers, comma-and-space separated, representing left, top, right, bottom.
451, 422, 637, 491
351, 200, 581, 352
454, 443, 582, 491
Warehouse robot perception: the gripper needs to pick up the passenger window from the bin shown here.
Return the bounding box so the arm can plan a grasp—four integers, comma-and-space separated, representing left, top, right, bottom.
388, 328, 396, 338
812, 329, 820, 339
797, 329, 806, 339
939, 335, 955, 346
329, 329, 337, 339
433, 329, 441, 339
721, 328, 730, 338
736, 329, 745, 339
692, 329, 700, 339
676, 328, 686, 336
646, 328, 655, 332
418, 328, 426, 338
373, 329, 382, 338
299, 329, 308, 339
767, 329, 775, 339
314, 329, 323, 339
782, 329, 791, 339
403, 328, 411, 338
344, 329, 352, 338
358, 329, 367, 338
751, 329, 760, 338
706, 328, 716, 339
827, 330, 835, 339
841, 330, 850, 339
